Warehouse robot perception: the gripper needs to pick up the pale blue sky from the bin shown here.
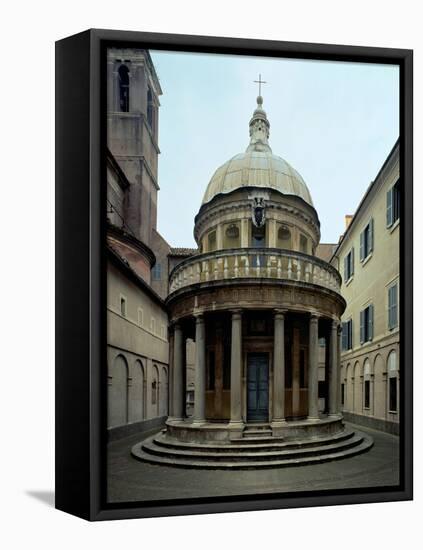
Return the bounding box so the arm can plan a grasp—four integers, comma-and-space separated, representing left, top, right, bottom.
151, 50, 399, 247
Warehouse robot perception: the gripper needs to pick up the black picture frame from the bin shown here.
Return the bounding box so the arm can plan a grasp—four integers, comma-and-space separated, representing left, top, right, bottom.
55, 28, 413, 521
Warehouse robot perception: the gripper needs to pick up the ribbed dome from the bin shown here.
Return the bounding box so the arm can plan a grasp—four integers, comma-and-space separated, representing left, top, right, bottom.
201, 150, 313, 206
201, 96, 314, 207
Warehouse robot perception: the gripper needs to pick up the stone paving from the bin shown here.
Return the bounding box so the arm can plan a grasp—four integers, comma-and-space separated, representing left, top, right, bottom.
107, 422, 400, 504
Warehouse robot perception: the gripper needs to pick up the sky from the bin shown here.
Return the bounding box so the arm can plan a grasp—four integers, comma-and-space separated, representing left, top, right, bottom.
150, 50, 399, 247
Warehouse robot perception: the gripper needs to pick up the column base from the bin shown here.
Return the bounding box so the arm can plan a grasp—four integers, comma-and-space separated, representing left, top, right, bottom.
167, 416, 184, 423
190, 419, 206, 427
307, 415, 320, 422
227, 420, 244, 440
271, 419, 287, 438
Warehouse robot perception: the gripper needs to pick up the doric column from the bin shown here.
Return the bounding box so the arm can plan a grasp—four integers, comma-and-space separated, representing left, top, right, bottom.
292, 326, 301, 418
193, 314, 206, 424
337, 324, 342, 414
229, 310, 243, 425
272, 310, 286, 425
308, 314, 319, 420
328, 319, 339, 416
172, 322, 184, 420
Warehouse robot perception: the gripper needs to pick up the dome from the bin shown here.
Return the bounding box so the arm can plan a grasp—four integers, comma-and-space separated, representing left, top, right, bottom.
201, 96, 314, 207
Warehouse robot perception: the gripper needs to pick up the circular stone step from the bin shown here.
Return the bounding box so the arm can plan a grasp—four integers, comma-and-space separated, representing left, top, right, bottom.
131, 429, 373, 469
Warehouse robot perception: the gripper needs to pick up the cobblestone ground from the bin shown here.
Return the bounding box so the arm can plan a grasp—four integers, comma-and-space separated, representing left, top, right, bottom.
107, 422, 400, 504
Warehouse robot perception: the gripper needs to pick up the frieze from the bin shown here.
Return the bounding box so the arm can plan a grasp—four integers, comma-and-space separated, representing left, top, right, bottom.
168, 281, 345, 322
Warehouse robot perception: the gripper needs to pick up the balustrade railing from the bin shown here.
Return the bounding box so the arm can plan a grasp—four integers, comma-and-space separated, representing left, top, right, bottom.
169, 248, 341, 294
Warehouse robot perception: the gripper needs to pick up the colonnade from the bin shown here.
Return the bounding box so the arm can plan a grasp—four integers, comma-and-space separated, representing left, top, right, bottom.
169, 310, 341, 425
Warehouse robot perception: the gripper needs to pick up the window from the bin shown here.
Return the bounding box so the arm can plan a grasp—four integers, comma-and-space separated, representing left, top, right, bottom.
151, 317, 156, 333
388, 351, 398, 412
388, 283, 398, 330
120, 296, 127, 317
389, 378, 397, 412
152, 263, 162, 281
118, 65, 130, 112
387, 179, 400, 227
147, 87, 154, 128
364, 380, 370, 409
343, 248, 354, 282
341, 383, 345, 406
160, 325, 166, 339
360, 304, 374, 343
251, 224, 266, 248
360, 218, 374, 262
318, 337, 326, 348
137, 308, 143, 326
342, 319, 353, 350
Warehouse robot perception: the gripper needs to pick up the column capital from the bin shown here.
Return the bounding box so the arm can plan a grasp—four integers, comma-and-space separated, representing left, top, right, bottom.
309, 312, 320, 323
331, 318, 340, 331
231, 309, 242, 320
193, 312, 204, 322
274, 308, 287, 319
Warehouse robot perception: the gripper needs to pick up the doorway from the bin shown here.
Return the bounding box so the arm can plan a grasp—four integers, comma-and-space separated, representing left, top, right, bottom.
247, 353, 269, 421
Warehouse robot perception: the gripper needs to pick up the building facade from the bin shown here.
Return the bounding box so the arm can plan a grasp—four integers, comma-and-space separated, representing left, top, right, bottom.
106, 48, 172, 439
331, 140, 400, 434
132, 95, 373, 468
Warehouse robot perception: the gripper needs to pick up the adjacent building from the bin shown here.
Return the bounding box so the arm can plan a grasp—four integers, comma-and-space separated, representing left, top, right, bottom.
331, 140, 400, 434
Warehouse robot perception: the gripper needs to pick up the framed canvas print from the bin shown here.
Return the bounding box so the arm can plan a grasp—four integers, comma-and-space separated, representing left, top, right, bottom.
55, 29, 413, 521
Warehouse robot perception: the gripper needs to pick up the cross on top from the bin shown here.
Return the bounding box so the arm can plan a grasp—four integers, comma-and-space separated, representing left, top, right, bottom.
254, 74, 267, 96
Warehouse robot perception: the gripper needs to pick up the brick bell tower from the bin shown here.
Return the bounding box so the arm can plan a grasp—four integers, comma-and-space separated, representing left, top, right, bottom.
107, 48, 162, 249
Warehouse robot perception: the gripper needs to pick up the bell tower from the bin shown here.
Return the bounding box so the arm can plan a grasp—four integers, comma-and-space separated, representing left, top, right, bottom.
107, 48, 162, 248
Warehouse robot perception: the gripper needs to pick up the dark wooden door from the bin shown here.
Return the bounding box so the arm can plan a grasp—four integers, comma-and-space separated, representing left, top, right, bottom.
247, 353, 269, 421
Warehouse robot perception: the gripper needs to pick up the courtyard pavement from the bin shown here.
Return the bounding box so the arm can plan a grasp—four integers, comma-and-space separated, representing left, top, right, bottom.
107, 422, 400, 504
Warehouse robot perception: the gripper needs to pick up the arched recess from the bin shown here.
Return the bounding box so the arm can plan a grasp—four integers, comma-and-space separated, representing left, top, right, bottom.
160, 366, 169, 416
118, 64, 130, 112
345, 363, 350, 411
128, 359, 145, 423
363, 358, 373, 414
108, 354, 129, 428
387, 350, 399, 415
151, 364, 160, 417
340, 364, 346, 410
354, 361, 362, 413
373, 354, 386, 419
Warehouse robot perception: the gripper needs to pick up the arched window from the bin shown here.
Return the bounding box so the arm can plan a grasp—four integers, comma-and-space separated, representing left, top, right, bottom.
387, 351, 398, 412
277, 226, 291, 249
118, 65, 130, 112
363, 359, 371, 410
147, 87, 154, 128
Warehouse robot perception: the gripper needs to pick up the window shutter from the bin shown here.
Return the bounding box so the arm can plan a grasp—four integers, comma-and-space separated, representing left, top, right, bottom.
368, 304, 374, 341
343, 256, 347, 282
369, 218, 374, 253
360, 310, 364, 344
387, 188, 393, 227
351, 247, 354, 276
360, 231, 364, 262
349, 319, 353, 349
388, 286, 394, 329
390, 284, 398, 329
